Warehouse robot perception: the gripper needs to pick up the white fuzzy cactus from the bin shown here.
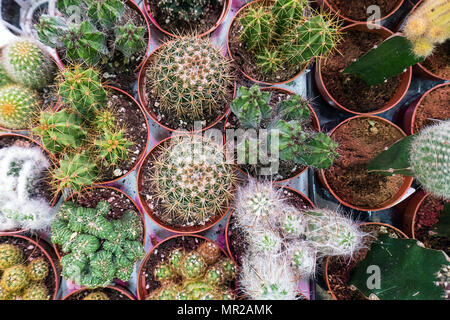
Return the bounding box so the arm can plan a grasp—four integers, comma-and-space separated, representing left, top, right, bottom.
279, 205, 307, 238
0, 146, 55, 231
286, 241, 317, 277
248, 230, 283, 255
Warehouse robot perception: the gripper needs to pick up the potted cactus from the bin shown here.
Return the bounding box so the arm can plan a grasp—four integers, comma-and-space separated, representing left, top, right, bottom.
36, 0, 150, 92
138, 135, 236, 233
0, 38, 58, 131
32, 66, 149, 191
144, 0, 230, 37
138, 36, 235, 132
62, 285, 136, 300
0, 133, 59, 234
225, 85, 337, 182
138, 235, 237, 300
51, 186, 146, 288
227, 0, 342, 84
0, 234, 60, 300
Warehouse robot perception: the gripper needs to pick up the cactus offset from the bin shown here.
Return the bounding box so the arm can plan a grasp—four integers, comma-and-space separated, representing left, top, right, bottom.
1, 265, 29, 293
94, 129, 132, 165
22, 283, 49, 300
94, 109, 116, 131
230, 85, 271, 129
0, 84, 40, 130
115, 20, 146, 57
27, 258, 49, 281
0, 244, 23, 270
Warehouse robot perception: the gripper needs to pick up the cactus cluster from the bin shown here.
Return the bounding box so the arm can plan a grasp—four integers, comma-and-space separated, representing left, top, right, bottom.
157, 0, 220, 24
147, 36, 233, 129
147, 241, 236, 300
235, 180, 365, 300
51, 201, 145, 288
37, 0, 146, 67
239, 0, 341, 74
0, 244, 50, 300
146, 135, 236, 228
0, 146, 55, 232
230, 85, 338, 169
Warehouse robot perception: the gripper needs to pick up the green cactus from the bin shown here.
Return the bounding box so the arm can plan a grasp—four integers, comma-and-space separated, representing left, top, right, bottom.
368, 120, 450, 200
86, 0, 125, 28
0, 84, 41, 130
94, 129, 132, 165
277, 94, 310, 121
0, 265, 29, 293
349, 235, 450, 300
94, 109, 116, 131
147, 283, 179, 300
36, 15, 68, 48
22, 283, 49, 300
230, 85, 271, 129
240, 7, 273, 52
83, 291, 110, 300
272, 0, 307, 36
181, 252, 207, 280
155, 263, 175, 282
115, 20, 146, 58
256, 48, 283, 74
1, 38, 56, 90
32, 110, 87, 154
169, 249, 185, 271
26, 258, 49, 281
0, 64, 13, 87
56, 0, 81, 16
205, 266, 225, 286
157, 0, 214, 23
0, 245, 23, 270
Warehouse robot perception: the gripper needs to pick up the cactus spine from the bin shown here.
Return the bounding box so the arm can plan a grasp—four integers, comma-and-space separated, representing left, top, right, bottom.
94, 129, 132, 165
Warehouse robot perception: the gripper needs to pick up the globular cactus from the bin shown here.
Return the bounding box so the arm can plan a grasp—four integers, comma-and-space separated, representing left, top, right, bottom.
279, 205, 307, 238
115, 20, 147, 57
155, 263, 175, 282
0, 64, 13, 87
256, 48, 283, 74
230, 85, 271, 129
83, 291, 110, 300
22, 283, 49, 300
181, 252, 207, 280
0, 84, 41, 130
240, 7, 273, 52
0, 244, 23, 270
58, 66, 107, 118
272, 0, 307, 36
1, 38, 56, 90
148, 37, 233, 127
94, 129, 132, 165
94, 109, 116, 131
157, 0, 213, 23
168, 248, 185, 270
32, 110, 87, 154
0, 265, 29, 293
249, 230, 282, 255
148, 135, 236, 227
196, 241, 221, 265
27, 258, 49, 281
86, 0, 125, 28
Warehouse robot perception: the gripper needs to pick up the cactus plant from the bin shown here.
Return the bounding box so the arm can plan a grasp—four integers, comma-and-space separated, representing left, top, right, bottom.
272, 0, 307, 36
240, 7, 273, 52
368, 120, 450, 200
148, 36, 233, 128
1, 38, 56, 90
156, 0, 218, 24
22, 283, 49, 300
349, 234, 450, 300
230, 85, 271, 129
0, 64, 13, 87
147, 135, 236, 227
0, 84, 41, 130
86, 0, 125, 29
0, 244, 23, 270
115, 20, 147, 58
27, 258, 49, 281
94, 109, 116, 131
36, 15, 68, 48
83, 291, 110, 300
1, 265, 29, 293
94, 129, 132, 165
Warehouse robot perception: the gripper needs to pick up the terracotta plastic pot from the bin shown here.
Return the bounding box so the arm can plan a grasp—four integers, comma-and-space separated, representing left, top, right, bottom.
137, 46, 236, 134
0, 132, 61, 235
401, 189, 429, 238
226, 0, 311, 85
136, 135, 236, 234
315, 23, 412, 115
324, 222, 408, 300
95, 85, 150, 185
53, 185, 147, 261
402, 83, 450, 135
0, 233, 61, 300
143, 0, 231, 38
137, 234, 235, 300
225, 186, 315, 266
62, 285, 136, 300
319, 115, 414, 212
224, 86, 321, 183
315, 0, 404, 25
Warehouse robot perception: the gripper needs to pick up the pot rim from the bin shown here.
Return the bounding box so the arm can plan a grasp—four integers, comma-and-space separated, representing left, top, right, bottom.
61, 284, 136, 300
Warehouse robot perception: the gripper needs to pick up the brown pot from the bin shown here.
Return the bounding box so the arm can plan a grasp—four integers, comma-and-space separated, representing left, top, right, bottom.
62, 285, 136, 300
0, 233, 61, 300
224, 86, 321, 183
136, 135, 236, 234
143, 0, 231, 38
226, 0, 311, 85
324, 222, 408, 300
318, 115, 414, 212
136, 234, 236, 300
137, 46, 236, 134
0, 132, 61, 235
315, 23, 412, 115
401, 189, 429, 238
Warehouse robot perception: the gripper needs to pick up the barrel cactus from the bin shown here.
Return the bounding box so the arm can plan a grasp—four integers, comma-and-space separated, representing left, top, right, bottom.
26, 258, 49, 281
0, 244, 23, 270
1, 265, 29, 293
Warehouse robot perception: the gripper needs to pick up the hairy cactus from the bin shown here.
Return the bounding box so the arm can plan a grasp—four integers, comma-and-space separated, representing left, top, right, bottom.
1, 265, 29, 293
0, 244, 23, 270
84, 291, 110, 300
148, 37, 233, 126
27, 258, 49, 281
22, 283, 49, 300
287, 241, 316, 277
157, 0, 216, 23
52, 201, 144, 288
230, 85, 271, 129
240, 7, 273, 52
86, 0, 125, 28
94, 129, 132, 165
249, 230, 282, 255
0, 84, 41, 130
368, 120, 450, 200
32, 110, 87, 154
1, 38, 56, 90
147, 135, 236, 227
115, 20, 146, 57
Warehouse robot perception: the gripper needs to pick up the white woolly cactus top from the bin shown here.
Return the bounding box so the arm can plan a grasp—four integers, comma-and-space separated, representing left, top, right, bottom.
410, 120, 450, 199
0, 146, 55, 231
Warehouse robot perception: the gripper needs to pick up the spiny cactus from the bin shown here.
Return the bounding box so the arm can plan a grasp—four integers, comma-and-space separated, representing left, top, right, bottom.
147, 135, 236, 227
32, 110, 87, 154
148, 37, 233, 127
36, 15, 67, 48
181, 252, 207, 280
0, 84, 41, 130
83, 291, 110, 300
0, 64, 13, 87
255, 48, 283, 74
286, 241, 316, 277
157, 0, 217, 23
1, 38, 56, 90
22, 283, 49, 300
240, 7, 273, 52
368, 120, 450, 200
115, 20, 147, 58
94, 129, 132, 165
230, 85, 271, 129
1, 265, 29, 293
86, 0, 125, 28
0, 244, 23, 270
52, 201, 144, 288
27, 258, 49, 281
272, 0, 307, 36
94, 109, 116, 131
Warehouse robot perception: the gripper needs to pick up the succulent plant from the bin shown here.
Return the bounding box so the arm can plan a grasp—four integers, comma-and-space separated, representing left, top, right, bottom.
230, 85, 271, 129
36, 15, 68, 48
0, 84, 41, 130
272, 0, 307, 36
286, 241, 316, 277
83, 291, 110, 300
0, 64, 13, 87
94, 109, 116, 131
26, 258, 49, 281
115, 20, 147, 58
1, 265, 29, 293
94, 129, 132, 165
86, 0, 125, 28
157, 0, 219, 24
22, 283, 49, 300
0, 244, 23, 270
1, 38, 56, 90
147, 135, 236, 227
148, 37, 233, 128
240, 7, 273, 52
368, 120, 450, 200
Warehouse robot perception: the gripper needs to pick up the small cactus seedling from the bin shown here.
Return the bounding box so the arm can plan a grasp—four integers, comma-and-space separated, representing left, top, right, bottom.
1, 265, 29, 293
0, 84, 41, 130
94, 129, 132, 165
230, 85, 271, 129
1, 38, 56, 90
94, 109, 116, 131
115, 20, 147, 58
368, 120, 450, 200
27, 258, 49, 281
0, 244, 23, 270
22, 283, 49, 300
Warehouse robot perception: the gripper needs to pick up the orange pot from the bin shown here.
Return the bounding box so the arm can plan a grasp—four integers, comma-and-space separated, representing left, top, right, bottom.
62, 285, 136, 300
